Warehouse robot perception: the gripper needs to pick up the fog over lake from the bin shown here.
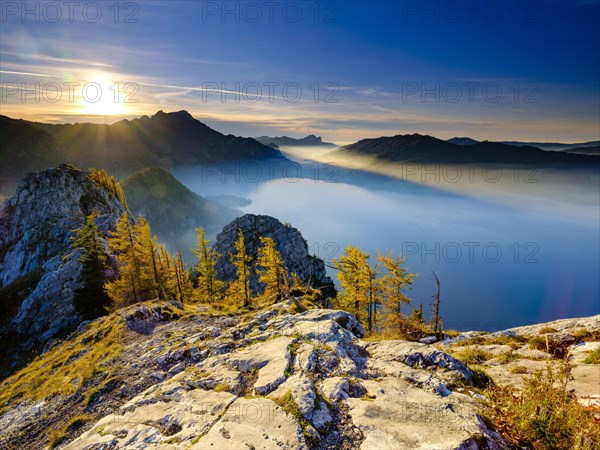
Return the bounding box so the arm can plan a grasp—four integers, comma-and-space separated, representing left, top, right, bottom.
174, 148, 599, 331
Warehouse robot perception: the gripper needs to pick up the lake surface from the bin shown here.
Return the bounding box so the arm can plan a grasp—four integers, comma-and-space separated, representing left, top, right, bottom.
174, 151, 600, 330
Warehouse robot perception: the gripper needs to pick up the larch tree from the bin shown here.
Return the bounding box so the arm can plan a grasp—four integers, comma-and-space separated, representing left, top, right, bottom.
333, 245, 380, 332
192, 227, 224, 303
134, 216, 166, 300
226, 228, 252, 308
173, 250, 193, 303
105, 212, 141, 307
378, 252, 415, 335
256, 236, 288, 303
71, 209, 111, 318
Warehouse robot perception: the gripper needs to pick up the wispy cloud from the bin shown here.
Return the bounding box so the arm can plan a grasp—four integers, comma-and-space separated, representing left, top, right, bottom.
0, 69, 58, 78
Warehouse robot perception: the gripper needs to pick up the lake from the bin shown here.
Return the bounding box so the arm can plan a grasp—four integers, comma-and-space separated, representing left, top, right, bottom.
174, 149, 600, 330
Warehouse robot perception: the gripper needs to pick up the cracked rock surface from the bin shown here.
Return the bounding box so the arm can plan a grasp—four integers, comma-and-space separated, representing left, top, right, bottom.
0, 299, 507, 450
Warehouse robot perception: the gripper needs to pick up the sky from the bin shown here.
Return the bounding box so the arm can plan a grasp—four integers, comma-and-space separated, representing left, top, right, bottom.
1, 0, 599, 144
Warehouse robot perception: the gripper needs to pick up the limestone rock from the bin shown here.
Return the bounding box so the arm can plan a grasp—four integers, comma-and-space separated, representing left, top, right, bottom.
214, 214, 335, 296
2, 301, 510, 450
0, 165, 126, 376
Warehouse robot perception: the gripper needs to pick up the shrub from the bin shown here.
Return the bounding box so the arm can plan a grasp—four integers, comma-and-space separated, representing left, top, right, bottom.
453, 347, 493, 365
485, 360, 600, 449
509, 365, 529, 374
471, 367, 495, 389
528, 335, 548, 352
444, 329, 461, 338
495, 351, 518, 364
582, 346, 600, 364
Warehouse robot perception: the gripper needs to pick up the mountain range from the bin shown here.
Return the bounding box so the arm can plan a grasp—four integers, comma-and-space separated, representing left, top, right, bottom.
336, 133, 600, 165
448, 136, 600, 154
254, 134, 337, 148
3, 112, 599, 198
0, 111, 284, 195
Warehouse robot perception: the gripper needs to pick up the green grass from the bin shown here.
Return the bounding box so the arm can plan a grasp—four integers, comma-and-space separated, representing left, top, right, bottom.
572, 328, 600, 342
495, 351, 519, 364
582, 346, 600, 364
272, 390, 316, 445
452, 347, 493, 365
48, 414, 91, 448
509, 365, 529, 374
470, 367, 495, 389
538, 326, 559, 334
484, 361, 600, 449
0, 312, 124, 414
451, 333, 527, 348
213, 383, 232, 393
527, 335, 548, 352
444, 329, 461, 338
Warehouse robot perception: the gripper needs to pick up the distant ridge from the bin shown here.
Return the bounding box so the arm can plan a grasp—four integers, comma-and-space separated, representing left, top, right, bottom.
255, 134, 337, 147
448, 135, 599, 153
335, 133, 600, 165
501, 140, 600, 151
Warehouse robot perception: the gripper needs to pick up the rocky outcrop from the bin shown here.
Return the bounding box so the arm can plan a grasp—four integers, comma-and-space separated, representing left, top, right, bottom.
0, 299, 507, 450
438, 314, 600, 408
0, 165, 125, 375
214, 214, 335, 296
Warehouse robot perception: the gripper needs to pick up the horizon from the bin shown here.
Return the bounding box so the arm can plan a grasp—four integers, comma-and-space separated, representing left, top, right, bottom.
3, 109, 599, 146
1, 1, 599, 143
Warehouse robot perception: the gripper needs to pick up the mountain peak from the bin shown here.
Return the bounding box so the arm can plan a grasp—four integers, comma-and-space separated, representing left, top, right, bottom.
152, 110, 195, 121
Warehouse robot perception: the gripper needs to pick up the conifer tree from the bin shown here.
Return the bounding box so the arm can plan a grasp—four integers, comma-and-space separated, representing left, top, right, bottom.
407, 303, 427, 337
105, 212, 141, 307
87, 168, 128, 207
173, 250, 193, 303
378, 252, 415, 335
226, 228, 252, 308
333, 245, 380, 331
192, 227, 224, 303
256, 236, 288, 303
71, 209, 111, 318
134, 217, 166, 300
105, 213, 192, 306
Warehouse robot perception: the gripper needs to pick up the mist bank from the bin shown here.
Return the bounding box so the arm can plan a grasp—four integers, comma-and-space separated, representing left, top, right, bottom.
173, 156, 599, 330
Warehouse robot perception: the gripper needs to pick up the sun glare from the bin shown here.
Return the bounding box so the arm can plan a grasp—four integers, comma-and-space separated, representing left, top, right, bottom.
78, 75, 130, 116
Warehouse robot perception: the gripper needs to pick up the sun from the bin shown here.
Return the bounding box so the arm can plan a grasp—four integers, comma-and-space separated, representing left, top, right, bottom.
78, 75, 130, 116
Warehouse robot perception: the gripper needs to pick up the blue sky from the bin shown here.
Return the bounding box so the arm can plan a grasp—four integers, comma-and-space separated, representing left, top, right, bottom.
1, 0, 599, 143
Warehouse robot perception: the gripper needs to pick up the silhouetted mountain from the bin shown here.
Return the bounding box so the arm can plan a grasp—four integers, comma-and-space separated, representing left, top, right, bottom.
0, 115, 70, 194
1, 111, 286, 196
255, 134, 337, 147
501, 140, 600, 151
448, 136, 600, 154
335, 133, 600, 164
121, 167, 239, 252
560, 145, 600, 156
29, 111, 283, 167
447, 137, 479, 145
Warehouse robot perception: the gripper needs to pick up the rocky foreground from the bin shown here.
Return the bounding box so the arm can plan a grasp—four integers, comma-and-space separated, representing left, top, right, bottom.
1, 298, 514, 450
